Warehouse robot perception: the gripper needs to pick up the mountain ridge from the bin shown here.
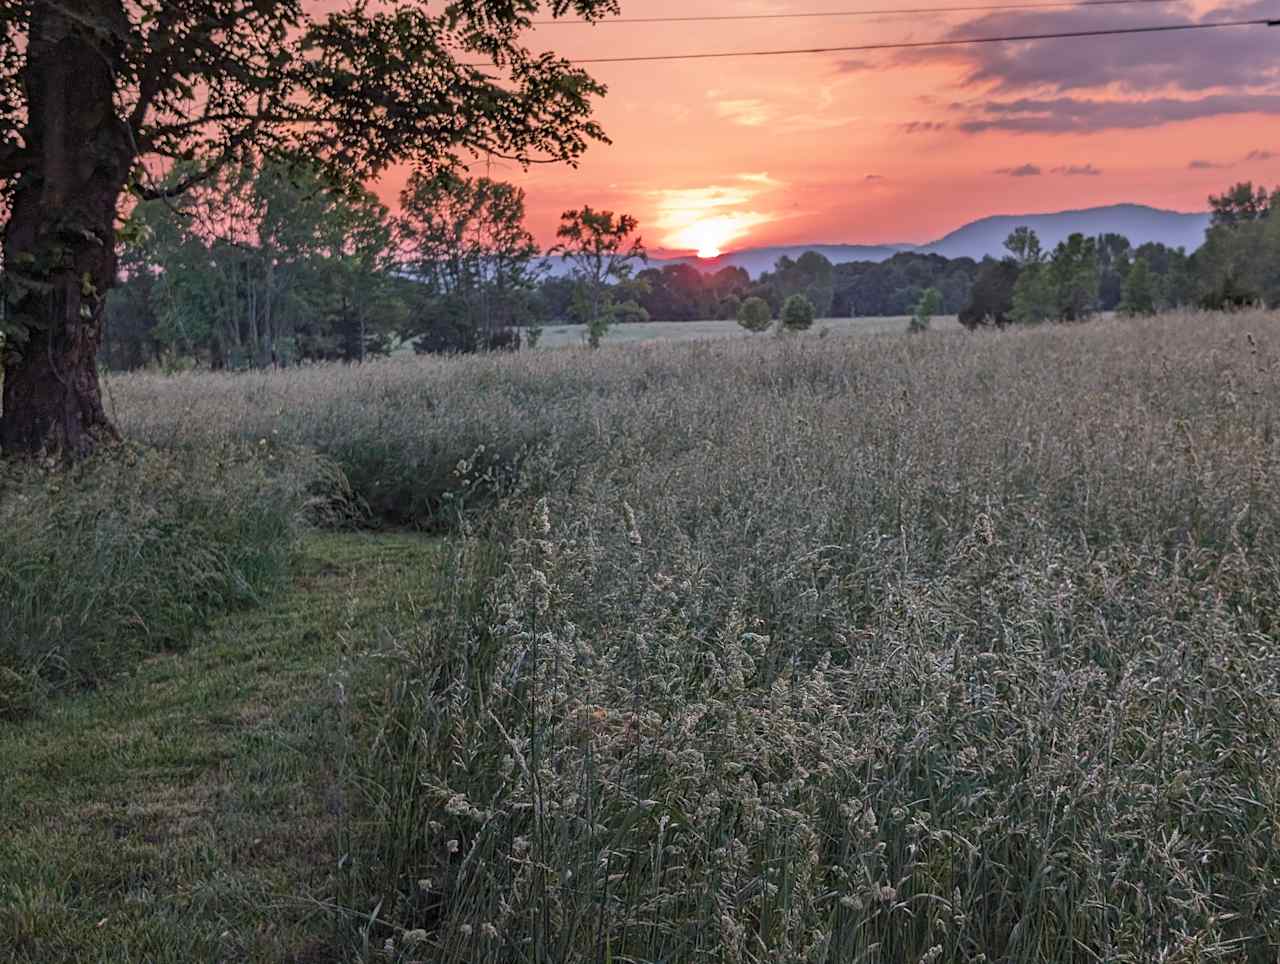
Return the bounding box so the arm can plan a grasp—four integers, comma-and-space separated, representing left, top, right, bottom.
544, 203, 1212, 279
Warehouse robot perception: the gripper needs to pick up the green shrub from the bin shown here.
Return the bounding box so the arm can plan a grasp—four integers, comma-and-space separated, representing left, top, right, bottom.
909, 285, 943, 333
0, 442, 328, 714
780, 292, 816, 330
736, 296, 772, 332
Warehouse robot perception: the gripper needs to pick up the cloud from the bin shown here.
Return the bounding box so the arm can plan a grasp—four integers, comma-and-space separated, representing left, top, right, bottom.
890, 2, 1280, 96
901, 120, 946, 134
1246, 149, 1277, 161
955, 93, 1280, 133
995, 163, 1042, 177
648, 182, 780, 252
710, 95, 853, 133
846, 2, 1280, 136
714, 98, 773, 127
737, 172, 781, 186
1188, 159, 1225, 169
1052, 164, 1102, 176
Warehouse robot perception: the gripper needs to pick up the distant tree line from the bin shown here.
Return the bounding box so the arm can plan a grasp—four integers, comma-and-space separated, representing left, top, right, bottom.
103, 159, 645, 367
103, 174, 1280, 369
958, 182, 1280, 328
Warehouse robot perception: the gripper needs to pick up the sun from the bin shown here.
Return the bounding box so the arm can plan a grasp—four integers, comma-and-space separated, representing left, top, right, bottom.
667, 217, 741, 260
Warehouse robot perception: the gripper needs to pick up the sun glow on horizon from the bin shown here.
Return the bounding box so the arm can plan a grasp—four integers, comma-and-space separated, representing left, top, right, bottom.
648, 178, 783, 259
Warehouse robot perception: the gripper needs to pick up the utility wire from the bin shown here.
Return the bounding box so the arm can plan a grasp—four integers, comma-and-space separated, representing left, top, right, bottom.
533, 0, 1184, 26
513, 18, 1277, 65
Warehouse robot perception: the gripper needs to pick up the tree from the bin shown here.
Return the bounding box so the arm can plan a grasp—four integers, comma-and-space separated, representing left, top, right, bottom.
0, 0, 620, 458
908, 287, 942, 334
763, 251, 834, 317
736, 296, 772, 333
127, 159, 403, 366
399, 172, 541, 353
1010, 264, 1057, 324
552, 206, 645, 348
959, 258, 1018, 329
1004, 227, 1059, 324
1048, 233, 1100, 321
1004, 227, 1044, 267
1095, 232, 1132, 311
1196, 181, 1276, 309
780, 293, 816, 331
1119, 257, 1156, 316
1209, 182, 1275, 227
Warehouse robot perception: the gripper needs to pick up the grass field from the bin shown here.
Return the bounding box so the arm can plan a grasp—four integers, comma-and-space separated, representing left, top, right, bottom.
6, 309, 1280, 962
533, 313, 963, 348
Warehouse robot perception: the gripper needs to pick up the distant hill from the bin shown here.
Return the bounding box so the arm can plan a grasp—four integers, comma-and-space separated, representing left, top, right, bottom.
923, 204, 1211, 261
541, 243, 911, 280
666, 244, 913, 279
542, 204, 1212, 279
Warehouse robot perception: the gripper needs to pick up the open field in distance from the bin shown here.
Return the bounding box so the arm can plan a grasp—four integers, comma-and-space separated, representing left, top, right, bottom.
534, 314, 964, 348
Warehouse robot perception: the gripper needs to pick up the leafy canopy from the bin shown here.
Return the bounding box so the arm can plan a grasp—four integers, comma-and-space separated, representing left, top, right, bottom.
0, 0, 621, 198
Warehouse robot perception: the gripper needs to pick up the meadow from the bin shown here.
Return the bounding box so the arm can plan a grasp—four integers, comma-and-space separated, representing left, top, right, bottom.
529, 314, 964, 348
5, 309, 1280, 961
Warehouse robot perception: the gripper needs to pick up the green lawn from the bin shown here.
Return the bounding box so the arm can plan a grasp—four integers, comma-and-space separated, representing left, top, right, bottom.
1, 531, 439, 963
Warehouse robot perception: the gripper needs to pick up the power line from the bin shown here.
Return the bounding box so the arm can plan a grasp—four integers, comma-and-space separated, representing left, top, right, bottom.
521, 18, 1276, 65
533, 0, 1183, 26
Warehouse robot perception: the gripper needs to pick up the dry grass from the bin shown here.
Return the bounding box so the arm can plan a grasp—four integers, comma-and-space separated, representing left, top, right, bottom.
100, 309, 1280, 961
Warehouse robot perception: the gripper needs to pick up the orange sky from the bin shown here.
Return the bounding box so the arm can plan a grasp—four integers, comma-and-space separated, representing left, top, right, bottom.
377, 1, 1280, 256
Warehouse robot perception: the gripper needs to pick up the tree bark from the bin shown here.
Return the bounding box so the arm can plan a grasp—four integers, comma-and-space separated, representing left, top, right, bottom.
0, 1, 131, 459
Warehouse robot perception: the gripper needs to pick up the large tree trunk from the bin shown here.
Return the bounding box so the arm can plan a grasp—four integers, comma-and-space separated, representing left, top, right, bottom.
0, 1, 131, 459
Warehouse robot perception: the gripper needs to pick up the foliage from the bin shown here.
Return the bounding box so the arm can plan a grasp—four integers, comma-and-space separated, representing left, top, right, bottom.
1209, 181, 1276, 227
633, 264, 749, 322
112, 161, 406, 368
761, 251, 835, 316
959, 257, 1018, 328
1049, 233, 1101, 321
0, 442, 330, 715
736, 295, 773, 332
1119, 256, 1157, 316
552, 207, 646, 348
1195, 183, 1279, 310
833, 253, 978, 318
1095, 232, 1133, 310
399, 171, 542, 354
780, 293, 817, 331
1008, 231, 1100, 323
1004, 225, 1045, 266
908, 286, 943, 333
0, 0, 622, 456
1011, 262, 1057, 324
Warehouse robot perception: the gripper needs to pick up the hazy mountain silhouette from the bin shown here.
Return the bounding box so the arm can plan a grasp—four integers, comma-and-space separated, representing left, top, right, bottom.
545, 204, 1212, 279
922, 203, 1211, 260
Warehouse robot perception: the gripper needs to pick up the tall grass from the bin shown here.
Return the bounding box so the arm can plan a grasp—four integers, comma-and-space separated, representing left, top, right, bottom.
106, 310, 1280, 960
0, 442, 331, 718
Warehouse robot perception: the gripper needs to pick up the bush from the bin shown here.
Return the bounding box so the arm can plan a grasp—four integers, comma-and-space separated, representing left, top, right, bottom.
780, 292, 816, 330
736, 296, 772, 332
909, 286, 943, 333
0, 442, 329, 715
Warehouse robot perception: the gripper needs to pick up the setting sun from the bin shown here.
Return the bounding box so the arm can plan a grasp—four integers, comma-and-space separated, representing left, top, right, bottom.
669, 218, 735, 258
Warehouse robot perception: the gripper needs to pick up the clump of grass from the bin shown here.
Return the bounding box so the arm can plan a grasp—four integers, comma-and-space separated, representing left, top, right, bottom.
0, 441, 331, 716
335, 310, 1280, 962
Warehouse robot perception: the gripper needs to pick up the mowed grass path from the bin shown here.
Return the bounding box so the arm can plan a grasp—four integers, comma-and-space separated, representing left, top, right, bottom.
1, 532, 438, 963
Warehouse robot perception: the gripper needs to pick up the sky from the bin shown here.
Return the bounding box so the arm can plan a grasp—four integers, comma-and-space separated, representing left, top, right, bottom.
377, 0, 1280, 257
